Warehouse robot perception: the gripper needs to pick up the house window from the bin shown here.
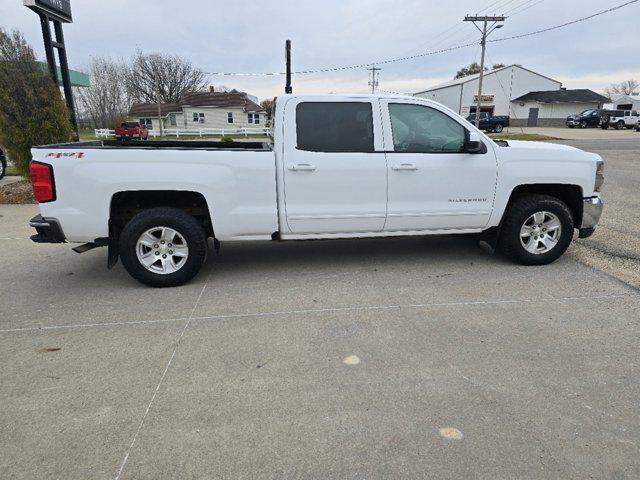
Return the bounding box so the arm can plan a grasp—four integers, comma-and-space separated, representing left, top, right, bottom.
248, 113, 260, 125
227, 112, 234, 124
193, 112, 205, 123
140, 118, 153, 128
169, 114, 177, 126
248, 113, 253, 124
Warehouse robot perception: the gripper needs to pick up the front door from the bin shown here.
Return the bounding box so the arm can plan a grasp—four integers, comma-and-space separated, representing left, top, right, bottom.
527, 108, 539, 127
381, 100, 497, 232
282, 98, 387, 234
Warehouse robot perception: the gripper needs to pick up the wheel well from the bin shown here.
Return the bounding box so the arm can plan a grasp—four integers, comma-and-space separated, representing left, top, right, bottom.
110, 190, 214, 237
507, 184, 583, 227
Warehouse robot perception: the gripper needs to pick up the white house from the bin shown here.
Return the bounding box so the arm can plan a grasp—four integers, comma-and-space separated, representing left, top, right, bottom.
510, 89, 610, 127
129, 88, 265, 133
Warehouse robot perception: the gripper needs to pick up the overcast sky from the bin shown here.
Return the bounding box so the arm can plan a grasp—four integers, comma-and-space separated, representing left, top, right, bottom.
1, 0, 638, 100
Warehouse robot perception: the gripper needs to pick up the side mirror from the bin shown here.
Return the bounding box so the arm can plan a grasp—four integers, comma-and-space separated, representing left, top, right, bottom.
465, 130, 485, 154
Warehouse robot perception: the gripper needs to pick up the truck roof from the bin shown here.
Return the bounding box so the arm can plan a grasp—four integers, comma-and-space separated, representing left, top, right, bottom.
279, 93, 417, 100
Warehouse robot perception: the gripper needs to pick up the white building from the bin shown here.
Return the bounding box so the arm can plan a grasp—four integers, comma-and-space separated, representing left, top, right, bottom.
511, 89, 610, 126
129, 88, 265, 132
604, 94, 640, 112
414, 65, 562, 120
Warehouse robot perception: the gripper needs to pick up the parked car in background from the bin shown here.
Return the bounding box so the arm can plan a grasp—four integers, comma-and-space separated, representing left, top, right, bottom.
566, 109, 606, 128
114, 121, 149, 141
29, 94, 604, 287
600, 110, 639, 130
466, 112, 510, 133
0, 146, 6, 180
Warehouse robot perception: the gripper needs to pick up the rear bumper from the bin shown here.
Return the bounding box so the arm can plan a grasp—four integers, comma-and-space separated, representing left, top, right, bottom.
579, 197, 604, 238
29, 214, 66, 243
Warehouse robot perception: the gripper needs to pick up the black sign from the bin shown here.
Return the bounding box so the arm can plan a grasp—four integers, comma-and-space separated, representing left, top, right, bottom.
24, 0, 72, 23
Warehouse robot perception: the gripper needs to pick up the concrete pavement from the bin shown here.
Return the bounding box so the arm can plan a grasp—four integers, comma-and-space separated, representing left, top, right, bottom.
0, 175, 21, 187
1, 139, 639, 479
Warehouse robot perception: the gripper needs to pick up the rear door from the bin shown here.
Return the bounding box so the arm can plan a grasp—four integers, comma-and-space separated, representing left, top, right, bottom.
282, 98, 387, 234
381, 99, 497, 232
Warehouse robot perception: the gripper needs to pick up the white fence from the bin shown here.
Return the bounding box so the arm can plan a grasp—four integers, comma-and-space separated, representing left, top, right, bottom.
94, 127, 272, 139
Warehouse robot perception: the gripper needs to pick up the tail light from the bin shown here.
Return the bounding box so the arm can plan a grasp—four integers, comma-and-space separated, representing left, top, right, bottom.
30, 161, 56, 203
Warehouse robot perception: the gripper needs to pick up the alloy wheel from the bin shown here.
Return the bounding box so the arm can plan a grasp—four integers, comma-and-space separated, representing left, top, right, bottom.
136, 226, 189, 274
519, 211, 562, 255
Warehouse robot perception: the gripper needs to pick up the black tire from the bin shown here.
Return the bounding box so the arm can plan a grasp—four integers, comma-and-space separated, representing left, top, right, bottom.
616, 121, 625, 130
601, 125, 609, 130
580, 121, 587, 128
499, 194, 574, 266
0, 157, 6, 180
494, 123, 504, 133
119, 207, 208, 287
568, 125, 575, 129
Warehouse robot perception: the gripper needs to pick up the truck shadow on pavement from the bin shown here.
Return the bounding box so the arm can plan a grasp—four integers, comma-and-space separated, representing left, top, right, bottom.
200, 234, 509, 278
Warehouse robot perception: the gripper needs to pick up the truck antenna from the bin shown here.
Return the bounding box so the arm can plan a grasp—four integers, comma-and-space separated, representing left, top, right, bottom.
285, 39, 292, 94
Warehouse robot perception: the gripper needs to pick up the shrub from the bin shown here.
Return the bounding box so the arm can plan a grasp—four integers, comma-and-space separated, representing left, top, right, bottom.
0, 29, 74, 177
220, 136, 234, 143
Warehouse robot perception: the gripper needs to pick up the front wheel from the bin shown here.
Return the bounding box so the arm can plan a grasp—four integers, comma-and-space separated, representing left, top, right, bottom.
580, 121, 587, 128
119, 207, 208, 287
493, 123, 504, 133
0, 157, 6, 180
616, 121, 625, 130
499, 194, 574, 265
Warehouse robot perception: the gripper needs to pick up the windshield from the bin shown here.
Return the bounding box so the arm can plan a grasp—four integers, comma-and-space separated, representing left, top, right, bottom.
122, 122, 139, 128
580, 110, 594, 116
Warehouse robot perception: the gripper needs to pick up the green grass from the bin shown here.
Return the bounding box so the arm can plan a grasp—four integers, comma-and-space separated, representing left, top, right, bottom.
5, 164, 20, 176
488, 132, 562, 141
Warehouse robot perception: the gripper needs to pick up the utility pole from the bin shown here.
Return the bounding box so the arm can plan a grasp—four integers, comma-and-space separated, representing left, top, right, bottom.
367, 66, 381, 94
463, 15, 506, 128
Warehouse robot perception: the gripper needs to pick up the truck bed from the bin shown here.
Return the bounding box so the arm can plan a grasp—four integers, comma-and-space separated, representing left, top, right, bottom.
34, 140, 273, 151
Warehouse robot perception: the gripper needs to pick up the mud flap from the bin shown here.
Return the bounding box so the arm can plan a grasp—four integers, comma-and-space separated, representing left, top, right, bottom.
107, 220, 120, 269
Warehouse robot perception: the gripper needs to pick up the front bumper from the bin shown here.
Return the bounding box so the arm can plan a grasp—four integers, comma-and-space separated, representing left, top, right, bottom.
579, 197, 604, 238
29, 214, 66, 243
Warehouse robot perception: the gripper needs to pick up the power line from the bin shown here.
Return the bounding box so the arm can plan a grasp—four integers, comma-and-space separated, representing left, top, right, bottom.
206, 0, 638, 77
205, 40, 479, 76
507, 0, 546, 17
489, 0, 638, 43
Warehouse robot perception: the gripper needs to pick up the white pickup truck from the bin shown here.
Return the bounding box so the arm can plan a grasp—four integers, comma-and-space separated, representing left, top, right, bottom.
29, 94, 604, 287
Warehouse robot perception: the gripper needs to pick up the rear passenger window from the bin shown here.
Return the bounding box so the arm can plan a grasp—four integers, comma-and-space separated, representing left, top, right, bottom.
296, 102, 374, 153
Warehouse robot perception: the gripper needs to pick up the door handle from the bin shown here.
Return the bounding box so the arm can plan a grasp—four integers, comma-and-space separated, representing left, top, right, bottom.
392, 163, 418, 171
288, 163, 317, 171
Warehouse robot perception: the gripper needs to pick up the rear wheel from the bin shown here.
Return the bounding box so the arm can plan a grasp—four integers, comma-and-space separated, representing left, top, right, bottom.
119, 207, 208, 287
499, 194, 574, 265
0, 155, 5, 180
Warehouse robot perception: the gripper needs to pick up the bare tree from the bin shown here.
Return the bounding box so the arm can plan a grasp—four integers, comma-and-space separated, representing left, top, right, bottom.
124, 51, 207, 104
76, 57, 130, 128
604, 79, 639, 97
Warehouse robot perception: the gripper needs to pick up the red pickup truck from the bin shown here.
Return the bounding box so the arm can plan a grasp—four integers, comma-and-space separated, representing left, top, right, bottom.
114, 122, 149, 141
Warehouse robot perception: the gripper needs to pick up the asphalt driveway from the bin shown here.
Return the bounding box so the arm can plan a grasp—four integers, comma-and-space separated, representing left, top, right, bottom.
0, 139, 639, 479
